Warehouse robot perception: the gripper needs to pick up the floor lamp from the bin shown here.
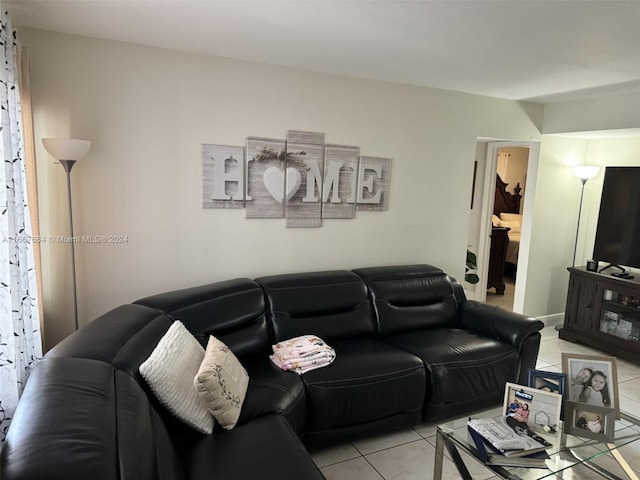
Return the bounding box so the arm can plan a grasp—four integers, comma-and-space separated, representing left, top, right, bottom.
42, 138, 91, 331
571, 165, 600, 267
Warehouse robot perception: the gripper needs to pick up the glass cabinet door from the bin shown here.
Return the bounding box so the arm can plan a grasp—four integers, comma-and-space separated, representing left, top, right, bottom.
598, 287, 640, 343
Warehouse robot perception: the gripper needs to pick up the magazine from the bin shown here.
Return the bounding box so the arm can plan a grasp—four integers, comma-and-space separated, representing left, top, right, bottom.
486, 450, 550, 468
467, 415, 552, 457
467, 426, 550, 468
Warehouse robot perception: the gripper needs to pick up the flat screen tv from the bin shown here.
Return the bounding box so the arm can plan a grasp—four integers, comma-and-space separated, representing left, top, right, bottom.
592, 166, 640, 273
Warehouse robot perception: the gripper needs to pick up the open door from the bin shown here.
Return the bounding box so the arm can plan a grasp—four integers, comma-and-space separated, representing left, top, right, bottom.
476, 141, 540, 314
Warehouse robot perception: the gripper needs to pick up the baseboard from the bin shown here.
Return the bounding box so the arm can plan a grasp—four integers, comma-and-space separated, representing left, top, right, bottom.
537, 313, 564, 327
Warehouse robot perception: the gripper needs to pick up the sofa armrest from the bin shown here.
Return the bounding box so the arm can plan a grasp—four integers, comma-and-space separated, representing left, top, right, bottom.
459, 300, 544, 351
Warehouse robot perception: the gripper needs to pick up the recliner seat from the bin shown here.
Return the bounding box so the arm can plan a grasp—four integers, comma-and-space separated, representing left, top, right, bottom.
257, 270, 426, 445
353, 264, 543, 421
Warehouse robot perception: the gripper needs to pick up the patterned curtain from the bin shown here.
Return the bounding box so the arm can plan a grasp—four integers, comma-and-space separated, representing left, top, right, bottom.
0, 9, 42, 446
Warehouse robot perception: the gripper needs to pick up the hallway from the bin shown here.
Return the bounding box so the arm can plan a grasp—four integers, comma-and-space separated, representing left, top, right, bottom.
485, 276, 515, 311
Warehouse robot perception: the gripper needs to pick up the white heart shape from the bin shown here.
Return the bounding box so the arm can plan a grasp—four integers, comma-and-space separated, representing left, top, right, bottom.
263, 167, 285, 203
285, 168, 302, 201
263, 167, 301, 203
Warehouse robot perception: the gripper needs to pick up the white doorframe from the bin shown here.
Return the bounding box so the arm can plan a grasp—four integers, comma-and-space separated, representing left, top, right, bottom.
477, 141, 540, 314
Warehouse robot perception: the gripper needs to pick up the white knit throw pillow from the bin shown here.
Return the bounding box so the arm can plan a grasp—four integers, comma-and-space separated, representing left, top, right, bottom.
140, 321, 214, 434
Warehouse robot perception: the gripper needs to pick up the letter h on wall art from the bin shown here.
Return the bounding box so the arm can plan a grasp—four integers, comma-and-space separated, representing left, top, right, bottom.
202, 130, 391, 228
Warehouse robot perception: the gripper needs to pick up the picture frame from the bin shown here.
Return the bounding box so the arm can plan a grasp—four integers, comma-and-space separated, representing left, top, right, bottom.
470, 160, 478, 209
561, 353, 620, 418
502, 382, 563, 439
527, 369, 567, 395
564, 400, 616, 442
527, 369, 568, 420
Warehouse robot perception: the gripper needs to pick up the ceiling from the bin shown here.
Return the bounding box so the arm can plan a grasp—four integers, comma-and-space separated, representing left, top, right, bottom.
6, 0, 640, 104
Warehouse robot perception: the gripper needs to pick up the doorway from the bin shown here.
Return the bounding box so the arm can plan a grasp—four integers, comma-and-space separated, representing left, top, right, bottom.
471, 140, 540, 315
485, 147, 529, 311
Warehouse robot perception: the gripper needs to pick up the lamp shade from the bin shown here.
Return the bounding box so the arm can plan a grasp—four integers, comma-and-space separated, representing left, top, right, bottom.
42, 138, 91, 161
572, 165, 600, 181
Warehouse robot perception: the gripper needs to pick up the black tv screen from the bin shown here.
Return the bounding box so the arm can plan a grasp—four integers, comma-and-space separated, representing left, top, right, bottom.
592, 166, 640, 270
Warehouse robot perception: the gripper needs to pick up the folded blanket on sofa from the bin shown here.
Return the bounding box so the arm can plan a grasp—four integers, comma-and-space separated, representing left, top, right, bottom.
270, 335, 336, 374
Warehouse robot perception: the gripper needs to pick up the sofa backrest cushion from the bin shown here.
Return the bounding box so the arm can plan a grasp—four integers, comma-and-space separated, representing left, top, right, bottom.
47, 303, 173, 382
256, 270, 375, 342
353, 264, 463, 336
1, 357, 184, 480
46, 305, 210, 440
134, 278, 270, 356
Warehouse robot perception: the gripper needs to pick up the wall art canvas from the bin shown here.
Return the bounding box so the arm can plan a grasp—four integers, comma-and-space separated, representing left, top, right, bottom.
322, 144, 359, 219
285, 130, 325, 228
246, 137, 286, 219
202, 144, 245, 209
202, 129, 392, 227
357, 156, 391, 211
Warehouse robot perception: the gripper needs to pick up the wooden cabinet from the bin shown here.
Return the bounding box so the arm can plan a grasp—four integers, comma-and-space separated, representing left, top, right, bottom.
487, 227, 510, 294
560, 267, 640, 364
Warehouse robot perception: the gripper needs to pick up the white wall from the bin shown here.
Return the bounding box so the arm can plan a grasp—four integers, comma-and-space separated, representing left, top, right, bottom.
521, 84, 640, 318
522, 136, 588, 317
523, 135, 640, 318
542, 91, 640, 134
463, 142, 488, 297
21, 29, 545, 349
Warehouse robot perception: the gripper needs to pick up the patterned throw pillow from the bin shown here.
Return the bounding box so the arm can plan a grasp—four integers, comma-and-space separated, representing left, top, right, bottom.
194, 336, 249, 430
139, 321, 214, 434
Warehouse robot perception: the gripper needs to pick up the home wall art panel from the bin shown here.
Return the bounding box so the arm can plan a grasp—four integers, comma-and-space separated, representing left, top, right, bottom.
203, 130, 391, 228
246, 137, 286, 219
357, 156, 392, 211
322, 144, 359, 219
202, 144, 245, 209
285, 130, 325, 228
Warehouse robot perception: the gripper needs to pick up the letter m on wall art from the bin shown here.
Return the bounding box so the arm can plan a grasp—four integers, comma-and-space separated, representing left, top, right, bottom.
202, 130, 391, 228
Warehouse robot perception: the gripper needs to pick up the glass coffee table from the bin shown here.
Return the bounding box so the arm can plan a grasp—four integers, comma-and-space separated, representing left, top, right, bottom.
434, 408, 640, 480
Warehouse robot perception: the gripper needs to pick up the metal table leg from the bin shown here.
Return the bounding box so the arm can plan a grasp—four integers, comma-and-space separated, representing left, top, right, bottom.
434, 427, 445, 480
434, 427, 473, 480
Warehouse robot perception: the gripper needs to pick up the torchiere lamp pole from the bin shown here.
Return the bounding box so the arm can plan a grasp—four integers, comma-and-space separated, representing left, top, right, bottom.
571, 165, 600, 267
42, 138, 91, 331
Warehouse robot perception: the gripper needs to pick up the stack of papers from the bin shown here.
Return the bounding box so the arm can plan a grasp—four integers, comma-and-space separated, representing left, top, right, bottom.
467, 416, 552, 468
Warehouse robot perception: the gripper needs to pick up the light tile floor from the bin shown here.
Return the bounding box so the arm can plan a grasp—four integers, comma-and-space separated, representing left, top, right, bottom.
485, 277, 515, 310
309, 325, 640, 479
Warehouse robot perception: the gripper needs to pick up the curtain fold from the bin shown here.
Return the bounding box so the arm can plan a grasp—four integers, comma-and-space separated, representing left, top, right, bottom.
0, 9, 42, 446
19, 45, 44, 332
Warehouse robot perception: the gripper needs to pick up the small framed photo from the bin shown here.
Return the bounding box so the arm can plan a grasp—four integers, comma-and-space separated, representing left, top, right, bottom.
564, 401, 616, 442
527, 369, 568, 420
561, 353, 619, 418
502, 382, 563, 439
527, 369, 567, 395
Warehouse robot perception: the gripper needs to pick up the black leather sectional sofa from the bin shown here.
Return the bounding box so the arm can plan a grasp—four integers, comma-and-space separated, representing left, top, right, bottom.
1, 264, 544, 480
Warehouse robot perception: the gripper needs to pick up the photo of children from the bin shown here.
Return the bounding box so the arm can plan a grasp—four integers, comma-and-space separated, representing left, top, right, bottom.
578, 371, 611, 407
570, 367, 593, 399
562, 353, 619, 415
